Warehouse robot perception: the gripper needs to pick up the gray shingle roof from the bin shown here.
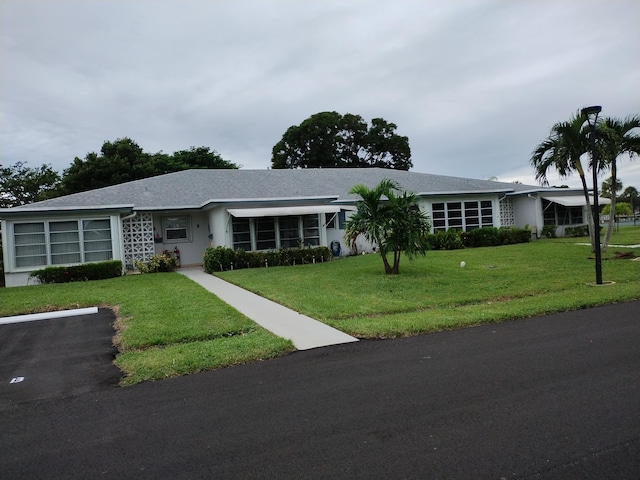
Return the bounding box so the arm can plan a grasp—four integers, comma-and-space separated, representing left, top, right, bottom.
4, 168, 554, 212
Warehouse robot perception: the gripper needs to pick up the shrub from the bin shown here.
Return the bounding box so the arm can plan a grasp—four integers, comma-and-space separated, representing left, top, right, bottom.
462, 227, 501, 247
203, 246, 332, 273
134, 254, 178, 273
564, 225, 589, 238
541, 225, 557, 238
30, 260, 123, 284
498, 227, 531, 245
425, 230, 464, 250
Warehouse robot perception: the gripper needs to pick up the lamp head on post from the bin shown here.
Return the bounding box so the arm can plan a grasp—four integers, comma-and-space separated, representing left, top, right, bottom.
581, 105, 602, 128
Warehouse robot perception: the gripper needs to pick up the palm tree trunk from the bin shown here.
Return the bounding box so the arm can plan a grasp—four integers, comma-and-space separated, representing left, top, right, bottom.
577, 171, 597, 253
602, 162, 617, 251
380, 251, 393, 274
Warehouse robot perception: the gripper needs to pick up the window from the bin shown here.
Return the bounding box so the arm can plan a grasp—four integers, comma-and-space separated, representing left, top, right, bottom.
83, 219, 112, 262
279, 217, 300, 248
163, 216, 191, 241
302, 215, 320, 246
49, 221, 80, 265
12, 218, 113, 269
255, 218, 276, 250
543, 200, 583, 225
230, 214, 323, 251
232, 218, 251, 251
431, 200, 493, 232
14, 223, 47, 268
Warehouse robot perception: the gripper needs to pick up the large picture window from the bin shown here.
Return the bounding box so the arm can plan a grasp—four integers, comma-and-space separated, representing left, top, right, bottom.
432, 200, 493, 232
12, 218, 113, 269
542, 200, 583, 225
231, 214, 322, 251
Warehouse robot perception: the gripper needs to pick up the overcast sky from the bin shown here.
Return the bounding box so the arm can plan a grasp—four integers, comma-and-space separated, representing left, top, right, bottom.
2, 0, 639, 191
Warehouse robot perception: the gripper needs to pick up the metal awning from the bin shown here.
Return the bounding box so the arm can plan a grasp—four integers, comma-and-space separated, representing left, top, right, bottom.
542, 195, 611, 207
227, 205, 343, 218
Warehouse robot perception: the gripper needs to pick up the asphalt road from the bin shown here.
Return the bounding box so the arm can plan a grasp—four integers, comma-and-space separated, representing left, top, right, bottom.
1, 302, 639, 479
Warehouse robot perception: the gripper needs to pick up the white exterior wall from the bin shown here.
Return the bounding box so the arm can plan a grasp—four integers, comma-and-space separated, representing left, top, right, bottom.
511, 195, 542, 238
207, 207, 231, 249
152, 210, 211, 267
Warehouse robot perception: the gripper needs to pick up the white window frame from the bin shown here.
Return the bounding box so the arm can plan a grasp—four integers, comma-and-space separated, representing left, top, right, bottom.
10, 217, 114, 271
431, 200, 494, 232
162, 216, 192, 243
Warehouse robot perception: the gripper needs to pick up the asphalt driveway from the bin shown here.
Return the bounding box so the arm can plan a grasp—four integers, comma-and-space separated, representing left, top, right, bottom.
0, 308, 121, 410
1, 301, 639, 479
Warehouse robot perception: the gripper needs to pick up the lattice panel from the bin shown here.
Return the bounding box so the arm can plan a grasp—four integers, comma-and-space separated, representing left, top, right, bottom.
122, 212, 155, 268
499, 197, 515, 226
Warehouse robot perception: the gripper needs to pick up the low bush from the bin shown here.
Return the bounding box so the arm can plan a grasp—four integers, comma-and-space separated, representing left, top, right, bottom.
461, 226, 502, 247
134, 254, 178, 273
564, 225, 589, 238
30, 260, 123, 284
204, 246, 332, 273
541, 225, 557, 238
426, 230, 464, 250
498, 226, 532, 245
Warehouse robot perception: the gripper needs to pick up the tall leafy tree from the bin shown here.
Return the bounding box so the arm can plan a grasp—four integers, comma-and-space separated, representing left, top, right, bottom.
272, 112, 412, 170
619, 186, 639, 215
60, 138, 153, 194
344, 179, 430, 274
598, 115, 640, 250
530, 113, 599, 251
170, 146, 238, 170
0, 162, 60, 208
600, 177, 623, 200
60, 139, 238, 195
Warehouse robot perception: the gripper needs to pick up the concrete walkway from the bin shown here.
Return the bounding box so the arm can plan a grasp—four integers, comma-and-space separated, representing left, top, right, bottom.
179, 268, 358, 350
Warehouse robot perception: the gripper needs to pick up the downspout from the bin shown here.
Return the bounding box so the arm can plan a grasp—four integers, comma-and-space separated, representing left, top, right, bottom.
121, 211, 137, 221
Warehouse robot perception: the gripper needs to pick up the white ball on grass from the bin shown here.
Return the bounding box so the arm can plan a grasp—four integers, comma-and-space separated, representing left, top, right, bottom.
460, 261, 466, 267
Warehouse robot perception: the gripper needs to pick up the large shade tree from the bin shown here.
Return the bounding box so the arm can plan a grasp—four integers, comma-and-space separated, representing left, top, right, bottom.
344, 179, 430, 274
272, 112, 412, 170
60, 138, 238, 195
0, 162, 60, 208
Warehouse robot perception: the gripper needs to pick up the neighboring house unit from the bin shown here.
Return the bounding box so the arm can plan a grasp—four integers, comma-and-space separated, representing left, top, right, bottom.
0, 168, 606, 287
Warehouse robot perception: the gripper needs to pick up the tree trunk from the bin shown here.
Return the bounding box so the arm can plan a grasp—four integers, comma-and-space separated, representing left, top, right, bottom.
602, 163, 617, 252
391, 249, 401, 275
381, 252, 393, 274
577, 171, 597, 253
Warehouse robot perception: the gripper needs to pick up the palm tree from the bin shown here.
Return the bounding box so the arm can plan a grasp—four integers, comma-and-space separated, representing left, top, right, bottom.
344, 179, 430, 274
531, 113, 599, 251
598, 115, 640, 250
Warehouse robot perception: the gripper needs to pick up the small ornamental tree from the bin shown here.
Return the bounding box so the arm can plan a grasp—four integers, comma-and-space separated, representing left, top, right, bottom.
344, 179, 430, 274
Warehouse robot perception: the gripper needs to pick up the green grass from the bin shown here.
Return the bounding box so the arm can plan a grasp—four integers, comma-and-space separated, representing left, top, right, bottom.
0, 273, 294, 385
217, 227, 640, 338
1, 226, 638, 385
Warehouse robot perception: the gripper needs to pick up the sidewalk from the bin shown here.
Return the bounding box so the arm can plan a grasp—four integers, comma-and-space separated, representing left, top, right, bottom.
179, 268, 358, 350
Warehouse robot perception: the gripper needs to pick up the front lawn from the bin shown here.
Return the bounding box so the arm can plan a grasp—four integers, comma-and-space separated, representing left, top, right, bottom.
0, 273, 294, 385
217, 227, 640, 338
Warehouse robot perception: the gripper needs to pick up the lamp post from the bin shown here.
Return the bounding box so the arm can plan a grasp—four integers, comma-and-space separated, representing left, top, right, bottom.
581, 105, 602, 285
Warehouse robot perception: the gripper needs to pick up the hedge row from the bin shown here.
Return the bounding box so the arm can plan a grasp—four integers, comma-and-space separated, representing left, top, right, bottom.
426, 226, 532, 250
204, 246, 333, 273
29, 260, 123, 284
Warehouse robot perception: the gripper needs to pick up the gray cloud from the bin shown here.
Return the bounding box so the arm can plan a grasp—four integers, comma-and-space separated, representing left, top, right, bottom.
1, 0, 639, 189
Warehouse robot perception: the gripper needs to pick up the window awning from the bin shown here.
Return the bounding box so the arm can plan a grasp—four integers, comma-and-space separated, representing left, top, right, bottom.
227, 205, 343, 218
542, 195, 611, 207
